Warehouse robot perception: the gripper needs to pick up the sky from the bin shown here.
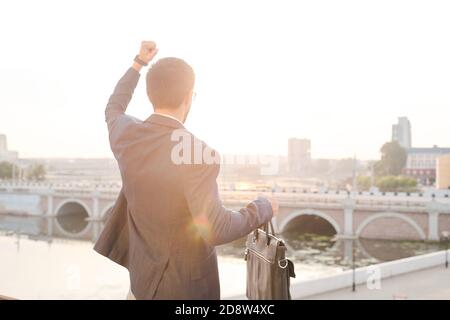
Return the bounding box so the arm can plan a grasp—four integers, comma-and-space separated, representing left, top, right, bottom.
0, 0, 449, 160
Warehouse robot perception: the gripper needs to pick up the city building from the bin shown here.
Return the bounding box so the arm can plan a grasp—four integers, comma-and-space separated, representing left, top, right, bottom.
288, 138, 311, 176
436, 154, 450, 190
392, 117, 412, 149
0, 134, 18, 162
404, 146, 450, 185
0, 134, 6, 153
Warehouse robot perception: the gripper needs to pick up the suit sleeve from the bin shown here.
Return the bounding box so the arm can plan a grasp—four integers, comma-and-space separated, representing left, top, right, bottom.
105, 68, 140, 132
105, 67, 140, 135
182, 159, 273, 246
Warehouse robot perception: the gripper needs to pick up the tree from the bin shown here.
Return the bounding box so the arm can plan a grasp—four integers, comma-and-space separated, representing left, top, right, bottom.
374, 141, 407, 176
357, 176, 371, 191
376, 175, 417, 192
27, 164, 46, 181
0, 161, 17, 180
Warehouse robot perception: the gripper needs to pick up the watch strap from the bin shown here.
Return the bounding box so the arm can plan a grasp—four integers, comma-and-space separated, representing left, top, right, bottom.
134, 55, 148, 67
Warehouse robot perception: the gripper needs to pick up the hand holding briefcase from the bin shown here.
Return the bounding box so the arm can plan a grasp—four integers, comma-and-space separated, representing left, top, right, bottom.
245, 222, 295, 300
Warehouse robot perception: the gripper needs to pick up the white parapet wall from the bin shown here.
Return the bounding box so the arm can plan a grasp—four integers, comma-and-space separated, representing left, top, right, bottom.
291, 250, 448, 299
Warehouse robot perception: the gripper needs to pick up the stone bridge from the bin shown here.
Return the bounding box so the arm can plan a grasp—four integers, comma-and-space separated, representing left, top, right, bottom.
1, 182, 450, 242
223, 191, 450, 241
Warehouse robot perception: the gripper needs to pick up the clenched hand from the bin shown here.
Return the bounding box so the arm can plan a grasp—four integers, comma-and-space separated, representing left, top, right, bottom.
132, 41, 159, 71
138, 41, 158, 64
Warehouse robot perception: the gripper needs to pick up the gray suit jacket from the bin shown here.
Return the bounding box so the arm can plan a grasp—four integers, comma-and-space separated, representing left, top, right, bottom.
94, 68, 273, 300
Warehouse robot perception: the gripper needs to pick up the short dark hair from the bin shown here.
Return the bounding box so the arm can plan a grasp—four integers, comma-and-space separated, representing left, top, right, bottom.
146, 57, 195, 109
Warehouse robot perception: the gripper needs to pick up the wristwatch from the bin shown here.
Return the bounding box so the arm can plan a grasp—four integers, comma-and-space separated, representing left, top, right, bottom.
134, 55, 148, 67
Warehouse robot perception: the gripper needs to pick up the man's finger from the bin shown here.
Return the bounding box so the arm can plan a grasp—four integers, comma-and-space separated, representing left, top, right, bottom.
142, 41, 156, 49
149, 48, 159, 59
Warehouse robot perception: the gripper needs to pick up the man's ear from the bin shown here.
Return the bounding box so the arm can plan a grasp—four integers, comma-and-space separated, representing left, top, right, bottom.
182, 91, 193, 123
183, 91, 193, 105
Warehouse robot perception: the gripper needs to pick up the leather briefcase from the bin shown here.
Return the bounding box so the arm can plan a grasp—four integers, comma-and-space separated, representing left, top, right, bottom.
245, 222, 296, 300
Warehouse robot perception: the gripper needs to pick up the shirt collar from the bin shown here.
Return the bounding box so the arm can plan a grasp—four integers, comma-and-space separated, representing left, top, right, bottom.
144, 113, 185, 129
152, 112, 184, 125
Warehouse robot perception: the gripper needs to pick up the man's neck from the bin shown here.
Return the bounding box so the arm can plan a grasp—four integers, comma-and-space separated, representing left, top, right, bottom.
153, 109, 185, 124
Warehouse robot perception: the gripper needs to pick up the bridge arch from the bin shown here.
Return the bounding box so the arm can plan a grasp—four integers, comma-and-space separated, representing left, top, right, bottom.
278, 209, 341, 234
100, 202, 115, 220
356, 212, 426, 240
54, 199, 91, 237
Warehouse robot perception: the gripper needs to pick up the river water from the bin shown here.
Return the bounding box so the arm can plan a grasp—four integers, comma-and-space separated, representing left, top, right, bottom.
0, 217, 443, 299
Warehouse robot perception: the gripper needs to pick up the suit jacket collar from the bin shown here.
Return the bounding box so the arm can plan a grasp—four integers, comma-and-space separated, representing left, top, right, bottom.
145, 113, 185, 129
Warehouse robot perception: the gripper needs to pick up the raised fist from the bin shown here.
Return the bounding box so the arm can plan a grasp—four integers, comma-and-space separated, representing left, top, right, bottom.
137, 41, 158, 64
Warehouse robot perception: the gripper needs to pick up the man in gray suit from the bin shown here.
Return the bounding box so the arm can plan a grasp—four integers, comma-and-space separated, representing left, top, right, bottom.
101, 41, 274, 300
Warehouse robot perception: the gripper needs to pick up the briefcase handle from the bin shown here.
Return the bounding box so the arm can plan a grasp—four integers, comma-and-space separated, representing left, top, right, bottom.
262, 220, 276, 236
253, 220, 276, 246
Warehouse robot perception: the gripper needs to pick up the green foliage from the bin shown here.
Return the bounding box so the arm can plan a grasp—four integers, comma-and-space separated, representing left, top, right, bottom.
376, 175, 418, 192
357, 176, 372, 191
27, 164, 46, 181
374, 141, 407, 176
0, 161, 16, 180
0, 162, 46, 181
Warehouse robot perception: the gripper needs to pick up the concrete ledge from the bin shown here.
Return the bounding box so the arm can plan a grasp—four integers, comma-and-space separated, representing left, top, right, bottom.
292, 250, 448, 299
228, 250, 448, 300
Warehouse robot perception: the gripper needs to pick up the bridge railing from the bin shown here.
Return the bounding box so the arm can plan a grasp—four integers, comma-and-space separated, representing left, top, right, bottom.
0, 181, 122, 194
1, 182, 449, 213
219, 190, 438, 212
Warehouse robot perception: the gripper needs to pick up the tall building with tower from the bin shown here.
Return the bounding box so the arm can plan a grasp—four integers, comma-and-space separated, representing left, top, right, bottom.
288, 138, 311, 176
392, 117, 412, 149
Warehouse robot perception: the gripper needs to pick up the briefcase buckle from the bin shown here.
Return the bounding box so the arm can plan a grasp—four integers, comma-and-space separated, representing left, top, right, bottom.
278, 259, 288, 269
